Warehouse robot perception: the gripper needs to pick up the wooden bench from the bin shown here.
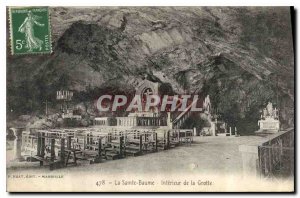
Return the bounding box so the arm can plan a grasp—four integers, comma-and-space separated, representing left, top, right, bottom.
125, 135, 143, 156
104, 136, 125, 160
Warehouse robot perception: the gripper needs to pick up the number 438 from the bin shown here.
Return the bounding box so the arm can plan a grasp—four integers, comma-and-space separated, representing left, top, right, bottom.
15, 40, 25, 50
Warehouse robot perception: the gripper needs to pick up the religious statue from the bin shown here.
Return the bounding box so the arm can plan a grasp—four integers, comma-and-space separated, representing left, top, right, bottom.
263, 108, 268, 118
266, 102, 273, 117
203, 95, 211, 114
261, 102, 279, 120
274, 107, 279, 119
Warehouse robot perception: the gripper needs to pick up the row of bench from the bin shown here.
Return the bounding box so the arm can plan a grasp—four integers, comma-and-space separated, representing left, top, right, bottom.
21, 128, 193, 170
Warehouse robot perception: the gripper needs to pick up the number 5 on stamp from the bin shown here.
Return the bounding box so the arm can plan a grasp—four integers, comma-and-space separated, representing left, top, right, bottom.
9, 7, 52, 55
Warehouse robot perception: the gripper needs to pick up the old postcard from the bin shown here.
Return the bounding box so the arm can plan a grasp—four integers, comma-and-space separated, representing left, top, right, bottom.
6, 6, 294, 192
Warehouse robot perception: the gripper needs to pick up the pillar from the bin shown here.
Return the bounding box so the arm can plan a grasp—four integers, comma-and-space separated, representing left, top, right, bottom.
193, 127, 197, 136
163, 132, 166, 150
83, 135, 87, 149
139, 135, 143, 153
50, 138, 55, 163
167, 112, 173, 129
98, 138, 102, 159
239, 145, 260, 178
154, 132, 158, 152
10, 127, 24, 161
37, 132, 41, 156
87, 133, 90, 145
166, 131, 170, 149
60, 138, 65, 164
40, 132, 45, 158
119, 136, 124, 158
67, 135, 72, 150
211, 122, 216, 136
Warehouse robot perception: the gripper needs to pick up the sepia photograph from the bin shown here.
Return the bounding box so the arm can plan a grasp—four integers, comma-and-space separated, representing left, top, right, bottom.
5, 5, 295, 192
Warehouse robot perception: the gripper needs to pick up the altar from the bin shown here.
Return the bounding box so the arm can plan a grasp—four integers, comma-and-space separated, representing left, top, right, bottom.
257, 102, 280, 133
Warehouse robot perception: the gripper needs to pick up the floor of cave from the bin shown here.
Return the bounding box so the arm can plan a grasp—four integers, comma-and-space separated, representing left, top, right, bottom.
6, 136, 266, 175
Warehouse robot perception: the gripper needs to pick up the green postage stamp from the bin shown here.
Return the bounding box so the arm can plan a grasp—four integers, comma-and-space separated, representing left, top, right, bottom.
9, 7, 52, 55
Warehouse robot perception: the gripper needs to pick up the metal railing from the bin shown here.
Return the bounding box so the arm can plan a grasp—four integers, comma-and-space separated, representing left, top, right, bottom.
258, 128, 294, 179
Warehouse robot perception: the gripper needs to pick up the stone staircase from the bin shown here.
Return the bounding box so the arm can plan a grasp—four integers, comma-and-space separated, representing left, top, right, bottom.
172, 99, 200, 129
